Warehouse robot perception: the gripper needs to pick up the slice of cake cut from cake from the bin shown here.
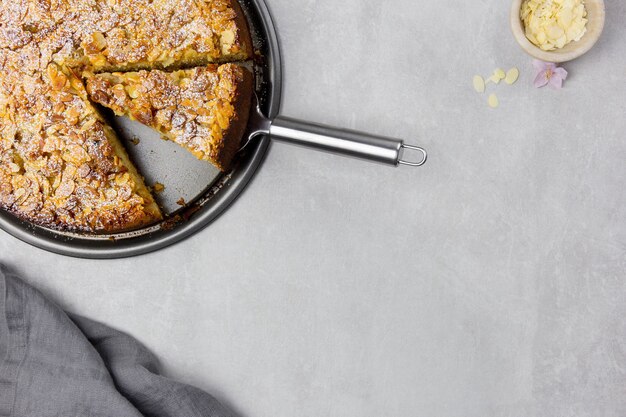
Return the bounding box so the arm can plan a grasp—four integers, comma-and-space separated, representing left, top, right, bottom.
86, 64, 253, 171
0, 63, 162, 232
80, 0, 253, 73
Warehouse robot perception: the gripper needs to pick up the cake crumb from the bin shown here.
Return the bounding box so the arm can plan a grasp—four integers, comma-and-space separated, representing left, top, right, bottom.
153, 182, 165, 193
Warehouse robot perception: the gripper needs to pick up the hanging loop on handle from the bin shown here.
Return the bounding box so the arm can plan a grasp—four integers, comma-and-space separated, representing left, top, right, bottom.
398, 144, 428, 167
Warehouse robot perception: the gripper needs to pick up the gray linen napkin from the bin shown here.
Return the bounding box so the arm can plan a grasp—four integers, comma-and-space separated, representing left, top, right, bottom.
0, 265, 233, 417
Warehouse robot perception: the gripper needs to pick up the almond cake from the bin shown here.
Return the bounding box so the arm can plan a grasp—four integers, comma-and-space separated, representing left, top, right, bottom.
0, 0, 253, 232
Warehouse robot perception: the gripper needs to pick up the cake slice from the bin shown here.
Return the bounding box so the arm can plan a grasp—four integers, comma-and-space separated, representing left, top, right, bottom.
0, 63, 162, 232
80, 0, 253, 73
86, 64, 253, 171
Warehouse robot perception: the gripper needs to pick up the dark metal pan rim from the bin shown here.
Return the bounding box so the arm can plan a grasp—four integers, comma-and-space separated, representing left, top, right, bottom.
0, 0, 282, 259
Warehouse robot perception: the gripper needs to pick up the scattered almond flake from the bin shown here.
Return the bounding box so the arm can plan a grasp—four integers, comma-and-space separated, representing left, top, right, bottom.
473, 66, 519, 108
130, 136, 141, 146
489, 74, 502, 84
505, 68, 520, 85
473, 75, 486, 93
153, 182, 165, 193
176, 197, 186, 206
488, 94, 499, 108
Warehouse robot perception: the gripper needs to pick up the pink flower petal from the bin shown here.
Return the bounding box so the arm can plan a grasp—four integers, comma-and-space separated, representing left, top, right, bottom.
553, 67, 568, 80
534, 71, 550, 88
549, 73, 564, 89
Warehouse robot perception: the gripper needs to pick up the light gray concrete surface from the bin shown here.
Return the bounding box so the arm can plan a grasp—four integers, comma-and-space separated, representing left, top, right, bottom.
2, 1, 626, 416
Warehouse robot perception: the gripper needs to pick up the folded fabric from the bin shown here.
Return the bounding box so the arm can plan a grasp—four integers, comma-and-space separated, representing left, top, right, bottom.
0, 265, 233, 417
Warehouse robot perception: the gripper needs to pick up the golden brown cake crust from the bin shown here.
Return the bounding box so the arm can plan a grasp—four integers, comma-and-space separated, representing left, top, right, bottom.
218, 65, 253, 171
0, 0, 253, 233
229, 0, 254, 64
86, 64, 253, 172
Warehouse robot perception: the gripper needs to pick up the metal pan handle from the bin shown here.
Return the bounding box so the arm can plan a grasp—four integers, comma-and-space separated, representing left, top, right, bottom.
268, 116, 427, 167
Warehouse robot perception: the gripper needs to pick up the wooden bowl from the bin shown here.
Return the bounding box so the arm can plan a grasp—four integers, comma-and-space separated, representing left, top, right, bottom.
510, 0, 605, 63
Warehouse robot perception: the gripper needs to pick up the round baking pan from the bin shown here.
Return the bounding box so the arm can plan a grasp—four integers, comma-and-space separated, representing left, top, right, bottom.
0, 0, 282, 259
